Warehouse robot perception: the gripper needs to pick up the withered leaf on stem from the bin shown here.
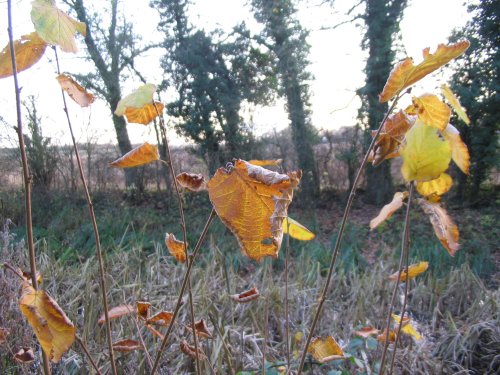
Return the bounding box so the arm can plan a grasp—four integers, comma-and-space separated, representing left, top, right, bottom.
98, 304, 134, 325
176, 172, 207, 192
109, 142, 160, 168
180, 339, 207, 360
136, 301, 151, 321
56, 74, 95, 107
112, 339, 143, 352
165, 233, 187, 263
147, 311, 173, 326
0, 32, 47, 78
230, 287, 260, 303
14, 347, 35, 363
370, 192, 408, 230
186, 319, 212, 339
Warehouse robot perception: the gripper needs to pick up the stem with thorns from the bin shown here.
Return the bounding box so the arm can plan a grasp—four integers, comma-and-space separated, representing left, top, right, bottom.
52, 47, 118, 375
296, 95, 402, 375
153, 102, 201, 374
7, 2, 51, 373
383, 183, 414, 375
151, 209, 216, 375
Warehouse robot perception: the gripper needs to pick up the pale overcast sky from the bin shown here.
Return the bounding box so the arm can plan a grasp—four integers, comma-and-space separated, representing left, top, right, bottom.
0, 0, 470, 148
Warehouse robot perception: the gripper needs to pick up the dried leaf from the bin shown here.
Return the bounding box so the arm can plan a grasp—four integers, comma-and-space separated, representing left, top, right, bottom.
230, 287, 260, 303
124, 102, 164, 125
136, 301, 151, 321
115, 83, 156, 116
19, 283, 76, 362
353, 327, 379, 338
0, 327, 9, 345
31, 0, 86, 53
0, 32, 47, 79
98, 304, 134, 325
370, 192, 408, 230
369, 133, 401, 166
401, 120, 451, 182
176, 172, 207, 192
383, 110, 413, 137
112, 339, 143, 352
109, 142, 160, 168
417, 173, 453, 197
248, 159, 282, 166
308, 336, 346, 363
56, 74, 94, 107
21, 269, 43, 285
186, 319, 212, 339
442, 124, 470, 175
207, 160, 301, 261
14, 347, 35, 363
418, 199, 459, 256
379, 40, 470, 103
147, 311, 173, 326
283, 217, 315, 241
441, 84, 470, 125
165, 233, 187, 263
146, 324, 164, 339
377, 330, 397, 343
180, 339, 207, 360
388, 261, 429, 282
407, 94, 451, 131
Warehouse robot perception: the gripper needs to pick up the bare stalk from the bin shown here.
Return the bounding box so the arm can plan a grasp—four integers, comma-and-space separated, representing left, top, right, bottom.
284, 230, 291, 370
153, 102, 201, 374
151, 209, 217, 375
385, 183, 415, 375
296, 95, 401, 374
52, 47, 117, 375
7, 2, 51, 373
76, 336, 103, 375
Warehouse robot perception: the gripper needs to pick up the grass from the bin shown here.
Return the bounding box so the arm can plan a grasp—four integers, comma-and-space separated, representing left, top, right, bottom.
0, 190, 498, 374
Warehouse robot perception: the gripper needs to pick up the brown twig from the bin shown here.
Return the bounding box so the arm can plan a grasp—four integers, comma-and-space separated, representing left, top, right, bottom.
296, 94, 402, 375
53, 47, 117, 375
385, 183, 415, 375
7, 2, 51, 373
284, 229, 291, 370
76, 335, 103, 375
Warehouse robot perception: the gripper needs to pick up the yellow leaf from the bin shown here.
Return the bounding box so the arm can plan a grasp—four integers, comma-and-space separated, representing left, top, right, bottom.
441, 84, 471, 125
109, 142, 160, 168
379, 40, 470, 103
112, 339, 143, 352
418, 199, 459, 256
410, 94, 451, 131
124, 102, 164, 125
98, 304, 134, 324
230, 287, 260, 303
370, 191, 408, 230
443, 124, 470, 175
19, 283, 76, 363
165, 233, 187, 263
283, 217, 315, 241
388, 261, 429, 281
391, 315, 422, 340
377, 330, 396, 343
115, 84, 157, 116
207, 160, 301, 261
417, 173, 453, 197
31, 0, 86, 53
307, 336, 345, 363
0, 32, 47, 79
176, 172, 207, 192
248, 159, 282, 166
401, 120, 451, 182
56, 74, 94, 107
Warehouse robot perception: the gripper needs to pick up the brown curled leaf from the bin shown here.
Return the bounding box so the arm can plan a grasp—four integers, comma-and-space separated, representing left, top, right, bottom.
14, 347, 35, 363
98, 304, 134, 325
147, 311, 173, 326
230, 287, 260, 303
370, 192, 408, 230
186, 319, 212, 339
112, 339, 143, 352
353, 327, 379, 339
56, 74, 94, 107
136, 301, 151, 321
180, 339, 207, 360
176, 172, 207, 192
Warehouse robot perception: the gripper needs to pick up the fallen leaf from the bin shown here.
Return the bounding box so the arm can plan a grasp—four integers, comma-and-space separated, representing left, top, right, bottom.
377, 330, 397, 343
109, 142, 160, 168
19, 283, 75, 362
207, 160, 301, 261
56, 74, 94, 107
124, 102, 164, 125
112, 339, 143, 352
248, 159, 282, 166
283, 217, 315, 241
0, 327, 9, 345
441, 84, 470, 125
388, 261, 429, 282
31, 0, 86, 53
379, 40, 470, 103
147, 311, 173, 326
180, 339, 207, 360
230, 287, 260, 303
165, 233, 187, 263
115, 83, 156, 116
418, 199, 459, 256
186, 319, 212, 339
0, 32, 47, 78
353, 327, 379, 338
417, 173, 453, 197
136, 301, 151, 321
442, 124, 470, 175
370, 192, 408, 230
407, 94, 451, 131
14, 347, 35, 363
98, 304, 134, 325
176, 172, 207, 192
307, 336, 345, 363
401, 120, 451, 182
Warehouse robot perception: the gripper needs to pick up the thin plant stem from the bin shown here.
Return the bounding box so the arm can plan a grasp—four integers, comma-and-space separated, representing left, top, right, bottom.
7, 2, 51, 373
208, 312, 235, 375
262, 260, 271, 375
386, 183, 415, 375
76, 336, 103, 375
296, 95, 402, 375
153, 102, 201, 374
52, 47, 118, 375
151, 209, 217, 375
284, 230, 291, 370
